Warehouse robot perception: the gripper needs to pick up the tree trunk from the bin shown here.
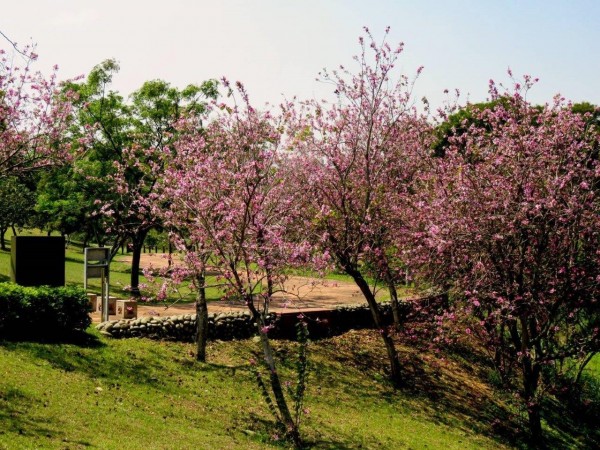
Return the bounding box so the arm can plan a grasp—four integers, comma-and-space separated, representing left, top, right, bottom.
527, 402, 543, 446
129, 231, 149, 297
347, 266, 403, 388
520, 318, 543, 445
384, 268, 402, 329
130, 243, 142, 297
0, 227, 6, 251
247, 296, 301, 447
195, 272, 208, 362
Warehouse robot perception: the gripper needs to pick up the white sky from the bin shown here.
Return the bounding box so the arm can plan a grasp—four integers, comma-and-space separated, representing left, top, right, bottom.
2, 0, 599, 109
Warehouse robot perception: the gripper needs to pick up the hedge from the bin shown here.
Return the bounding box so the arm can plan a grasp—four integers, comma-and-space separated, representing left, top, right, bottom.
0, 283, 91, 339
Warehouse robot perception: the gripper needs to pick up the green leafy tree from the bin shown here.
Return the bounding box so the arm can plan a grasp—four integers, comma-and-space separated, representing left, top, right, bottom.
0, 177, 35, 250
63, 60, 217, 296
33, 164, 106, 246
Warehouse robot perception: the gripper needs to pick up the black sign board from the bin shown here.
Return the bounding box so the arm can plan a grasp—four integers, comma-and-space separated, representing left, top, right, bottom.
11, 236, 65, 287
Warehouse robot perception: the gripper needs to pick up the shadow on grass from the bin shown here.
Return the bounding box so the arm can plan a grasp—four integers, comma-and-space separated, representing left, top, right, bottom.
398, 348, 529, 448
390, 338, 599, 449
64, 255, 89, 265
308, 329, 600, 449
0, 387, 64, 440
541, 377, 600, 449
0, 386, 94, 447
0, 331, 185, 391
0, 329, 103, 347
242, 413, 356, 450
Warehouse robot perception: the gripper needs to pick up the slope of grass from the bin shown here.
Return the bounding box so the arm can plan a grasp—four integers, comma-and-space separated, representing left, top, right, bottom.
1, 328, 598, 449
0, 329, 513, 450
1, 230, 598, 448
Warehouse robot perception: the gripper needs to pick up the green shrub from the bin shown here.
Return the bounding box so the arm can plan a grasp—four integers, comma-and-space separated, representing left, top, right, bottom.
0, 283, 91, 339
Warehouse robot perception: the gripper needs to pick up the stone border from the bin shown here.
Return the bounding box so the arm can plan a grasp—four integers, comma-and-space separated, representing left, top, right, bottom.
96, 303, 397, 341
96, 295, 447, 341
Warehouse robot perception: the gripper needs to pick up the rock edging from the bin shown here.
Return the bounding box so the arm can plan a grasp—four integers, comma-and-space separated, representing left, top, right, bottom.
96, 296, 447, 341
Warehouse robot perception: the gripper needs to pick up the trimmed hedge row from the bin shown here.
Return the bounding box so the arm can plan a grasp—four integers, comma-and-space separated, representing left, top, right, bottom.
0, 282, 91, 339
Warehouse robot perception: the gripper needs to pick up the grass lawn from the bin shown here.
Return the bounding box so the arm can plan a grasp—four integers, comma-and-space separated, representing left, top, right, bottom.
1, 329, 598, 449
0, 330, 507, 449
1, 230, 598, 449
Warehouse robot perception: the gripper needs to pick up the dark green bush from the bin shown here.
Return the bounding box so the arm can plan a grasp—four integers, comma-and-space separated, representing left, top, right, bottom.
0, 283, 91, 339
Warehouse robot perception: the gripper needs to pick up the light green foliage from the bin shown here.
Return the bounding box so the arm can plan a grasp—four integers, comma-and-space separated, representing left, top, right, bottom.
45, 61, 219, 294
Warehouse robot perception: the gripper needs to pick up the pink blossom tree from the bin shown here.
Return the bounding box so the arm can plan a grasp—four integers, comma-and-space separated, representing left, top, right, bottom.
406, 82, 600, 441
157, 81, 309, 445
284, 28, 432, 387
0, 45, 73, 178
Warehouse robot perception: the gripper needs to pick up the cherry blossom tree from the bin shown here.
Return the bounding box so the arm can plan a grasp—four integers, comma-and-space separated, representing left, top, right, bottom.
157, 81, 309, 446
406, 82, 600, 441
0, 45, 73, 178
284, 28, 432, 387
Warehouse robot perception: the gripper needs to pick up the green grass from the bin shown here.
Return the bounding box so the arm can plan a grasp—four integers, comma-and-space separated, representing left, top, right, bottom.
1, 230, 598, 448
0, 329, 517, 450
1, 328, 598, 449
586, 353, 600, 375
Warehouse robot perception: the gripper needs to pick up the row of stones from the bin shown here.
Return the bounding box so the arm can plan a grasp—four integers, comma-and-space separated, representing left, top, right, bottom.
96, 311, 277, 341
95, 303, 398, 341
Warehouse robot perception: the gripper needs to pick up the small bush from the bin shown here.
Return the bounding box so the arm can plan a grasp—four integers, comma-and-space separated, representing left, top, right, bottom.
0, 283, 91, 339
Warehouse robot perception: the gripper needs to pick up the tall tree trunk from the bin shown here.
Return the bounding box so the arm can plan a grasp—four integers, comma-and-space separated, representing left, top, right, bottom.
523, 362, 543, 445
0, 227, 6, 251
129, 231, 149, 297
130, 243, 142, 297
247, 295, 301, 447
195, 271, 208, 362
519, 316, 543, 444
527, 402, 543, 446
347, 266, 403, 387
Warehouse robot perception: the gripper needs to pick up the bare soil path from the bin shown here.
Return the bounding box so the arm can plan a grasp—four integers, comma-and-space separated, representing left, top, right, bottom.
91, 253, 387, 322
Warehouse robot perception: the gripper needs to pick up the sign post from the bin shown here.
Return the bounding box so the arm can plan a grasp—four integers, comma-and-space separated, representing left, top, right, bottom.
84, 248, 110, 322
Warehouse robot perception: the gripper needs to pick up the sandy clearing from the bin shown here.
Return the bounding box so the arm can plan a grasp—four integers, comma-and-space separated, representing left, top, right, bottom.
92, 253, 383, 322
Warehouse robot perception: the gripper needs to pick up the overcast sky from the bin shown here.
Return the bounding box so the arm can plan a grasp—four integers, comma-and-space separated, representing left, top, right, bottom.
2, 0, 599, 109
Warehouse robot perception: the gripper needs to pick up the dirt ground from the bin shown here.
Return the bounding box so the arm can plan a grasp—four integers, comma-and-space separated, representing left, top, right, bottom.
91, 253, 379, 323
